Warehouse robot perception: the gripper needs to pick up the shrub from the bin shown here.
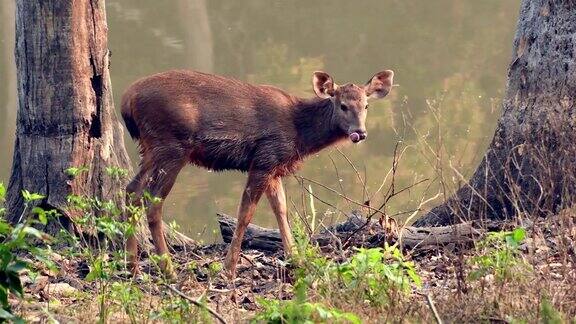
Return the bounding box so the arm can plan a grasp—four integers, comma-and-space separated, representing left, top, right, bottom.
253, 298, 361, 324
335, 245, 421, 305
468, 228, 531, 282
0, 184, 56, 322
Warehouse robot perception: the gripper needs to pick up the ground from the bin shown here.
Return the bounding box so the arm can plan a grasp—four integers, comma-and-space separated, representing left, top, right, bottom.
9, 211, 576, 323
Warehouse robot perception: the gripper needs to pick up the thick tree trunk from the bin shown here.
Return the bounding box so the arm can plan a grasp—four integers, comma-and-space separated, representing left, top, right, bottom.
6, 0, 131, 229
415, 0, 576, 226
6, 0, 195, 252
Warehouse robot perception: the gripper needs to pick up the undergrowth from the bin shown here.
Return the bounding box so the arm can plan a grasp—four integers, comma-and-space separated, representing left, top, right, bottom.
0, 165, 574, 323
252, 216, 421, 323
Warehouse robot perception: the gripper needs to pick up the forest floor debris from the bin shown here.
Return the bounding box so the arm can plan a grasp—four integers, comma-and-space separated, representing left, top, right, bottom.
9, 211, 576, 323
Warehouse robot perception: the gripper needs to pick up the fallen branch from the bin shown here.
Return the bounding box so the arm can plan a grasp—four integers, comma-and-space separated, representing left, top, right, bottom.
217, 213, 479, 253
417, 292, 443, 324
426, 293, 443, 324
163, 283, 228, 324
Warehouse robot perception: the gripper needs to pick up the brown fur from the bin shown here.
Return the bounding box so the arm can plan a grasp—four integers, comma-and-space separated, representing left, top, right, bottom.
121, 69, 394, 277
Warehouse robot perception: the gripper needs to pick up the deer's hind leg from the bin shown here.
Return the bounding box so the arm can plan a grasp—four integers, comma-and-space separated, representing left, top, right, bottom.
141, 151, 186, 279
125, 165, 151, 276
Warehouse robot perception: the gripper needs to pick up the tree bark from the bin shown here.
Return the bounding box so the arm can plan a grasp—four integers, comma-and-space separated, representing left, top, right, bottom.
415, 0, 576, 226
7, 0, 131, 228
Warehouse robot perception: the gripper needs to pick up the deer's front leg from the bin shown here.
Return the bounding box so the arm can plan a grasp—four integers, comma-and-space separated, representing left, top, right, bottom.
224, 170, 270, 277
266, 177, 295, 256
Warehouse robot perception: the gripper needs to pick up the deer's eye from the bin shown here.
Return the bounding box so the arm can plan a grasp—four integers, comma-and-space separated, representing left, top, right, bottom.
365, 104, 369, 110
341, 104, 348, 112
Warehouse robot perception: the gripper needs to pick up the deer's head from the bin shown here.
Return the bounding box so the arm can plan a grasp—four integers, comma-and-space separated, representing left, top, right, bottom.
313, 70, 394, 143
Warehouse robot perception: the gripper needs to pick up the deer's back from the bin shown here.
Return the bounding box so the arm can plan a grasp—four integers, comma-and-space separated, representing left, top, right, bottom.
122, 70, 301, 173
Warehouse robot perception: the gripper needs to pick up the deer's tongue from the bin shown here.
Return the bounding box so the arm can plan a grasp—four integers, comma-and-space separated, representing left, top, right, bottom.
349, 132, 361, 143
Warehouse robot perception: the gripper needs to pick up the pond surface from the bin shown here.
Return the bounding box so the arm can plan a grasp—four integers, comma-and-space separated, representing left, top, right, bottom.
0, 1, 519, 241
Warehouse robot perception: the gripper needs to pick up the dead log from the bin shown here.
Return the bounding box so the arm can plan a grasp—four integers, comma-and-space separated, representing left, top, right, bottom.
398, 223, 479, 249
217, 213, 480, 253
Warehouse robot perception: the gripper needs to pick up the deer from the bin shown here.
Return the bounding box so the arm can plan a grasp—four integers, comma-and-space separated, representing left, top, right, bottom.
121, 69, 394, 279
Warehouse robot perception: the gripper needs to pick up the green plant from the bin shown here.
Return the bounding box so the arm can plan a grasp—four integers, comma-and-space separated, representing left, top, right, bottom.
108, 281, 144, 324
0, 185, 56, 322
207, 261, 223, 277
65, 166, 140, 322
65, 166, 89, 177
0, 184, 5, 217
252, 218, 361, 323
539, 297, 564, 324
335, 244, 422, 305
149, 292, 212, 323
254, 215, 422, 323
105, 166, 129, 181
253, 298, 361, 324
469, 228, 530, 282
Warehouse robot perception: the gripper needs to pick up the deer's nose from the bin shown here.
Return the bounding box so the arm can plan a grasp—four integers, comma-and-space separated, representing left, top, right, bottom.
349, 130, 367, 143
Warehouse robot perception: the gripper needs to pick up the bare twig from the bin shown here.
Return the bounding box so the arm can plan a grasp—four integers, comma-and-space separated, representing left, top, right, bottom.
289, 197, 314, 234
416, 292, 443, 324
336, 147, 370, 201
398, 192, 443, 249
296, 179, 347, 216
328, 153, 352, 210
340, 177, 429, 248
368, 178, 430, 219
163, 283, 228, 324
338, 143, 428, 247
294, 175, 385, 216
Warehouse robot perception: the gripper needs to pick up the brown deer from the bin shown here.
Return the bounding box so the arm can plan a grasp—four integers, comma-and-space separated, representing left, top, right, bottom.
121, 69, 394, 278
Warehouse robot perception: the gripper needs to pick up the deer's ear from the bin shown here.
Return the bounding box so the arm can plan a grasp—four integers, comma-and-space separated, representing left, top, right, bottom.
313, 71, 337, 98
365, 70, 394, 100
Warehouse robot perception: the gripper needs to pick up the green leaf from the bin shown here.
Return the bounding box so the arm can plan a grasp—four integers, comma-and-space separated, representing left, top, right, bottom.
7, 272, 23, 297
407, 268, 422, 288
315, 304, 332, 319
105, 166, 128, 178
0, 286, 8, 308
344, 313, 362, 324
7, 261, 29, 273
85, 258, 105, 281
0, 220, 11, 235
21, 190, 45, 202
12, 316, 26, 324
0, 308, 15, 320
512, 228, 526, 244
22, 226, 43, 239
65, 166, 88, 177
0, 183, 6, 201
32, 253, 58, 273
32, 207, 48, 225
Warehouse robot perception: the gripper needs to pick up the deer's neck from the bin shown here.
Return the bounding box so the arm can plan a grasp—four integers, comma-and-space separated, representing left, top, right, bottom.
293, 97, 347, 156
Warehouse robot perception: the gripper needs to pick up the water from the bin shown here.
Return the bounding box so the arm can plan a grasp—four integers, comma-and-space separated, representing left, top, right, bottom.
0, 0, 519, 241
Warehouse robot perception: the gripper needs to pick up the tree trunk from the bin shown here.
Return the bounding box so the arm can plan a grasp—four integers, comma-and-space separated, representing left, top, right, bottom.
415, 0, 576, 226
6, 0, 131, 229
6, 0, 195, 252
